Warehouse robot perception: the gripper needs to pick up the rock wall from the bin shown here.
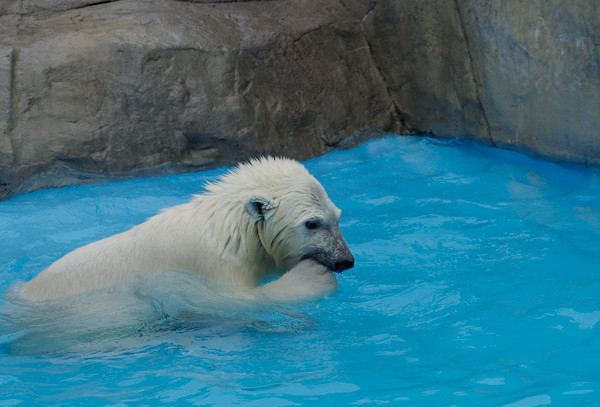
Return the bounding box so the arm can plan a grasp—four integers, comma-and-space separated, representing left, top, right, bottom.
356, 0, 600, 165
459, 1, 600, 165
1, 0, 599, 199
0, 0, 402, 198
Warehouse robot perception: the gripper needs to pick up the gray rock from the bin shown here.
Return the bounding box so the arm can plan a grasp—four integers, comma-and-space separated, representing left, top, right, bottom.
0, 0, 401, 199
356, 0, 491, 144
458, 0, 600, 165
2, 0, 600, 200
0, 48, 16, 197
0, 0, 116, 18
361, 0, 600, 165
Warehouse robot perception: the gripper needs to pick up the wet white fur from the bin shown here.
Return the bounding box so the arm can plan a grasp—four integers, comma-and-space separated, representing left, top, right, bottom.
21, 157, 343, 302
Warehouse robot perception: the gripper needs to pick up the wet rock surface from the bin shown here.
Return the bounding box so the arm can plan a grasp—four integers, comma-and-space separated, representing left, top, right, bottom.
1, 0, 599, 199
359, 0, 600, 164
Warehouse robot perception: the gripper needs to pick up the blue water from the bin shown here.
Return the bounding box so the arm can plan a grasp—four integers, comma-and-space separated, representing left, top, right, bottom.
2, 135, 600, 406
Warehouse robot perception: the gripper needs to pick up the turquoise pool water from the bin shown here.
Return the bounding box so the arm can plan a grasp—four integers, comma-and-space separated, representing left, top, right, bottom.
1, 135, 600, 406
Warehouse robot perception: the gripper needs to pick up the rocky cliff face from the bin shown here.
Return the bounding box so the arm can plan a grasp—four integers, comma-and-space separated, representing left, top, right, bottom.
459, 1, 600, 165
1, 0, 599, 199
0, 0, 402, 198
357, 0, 600, 165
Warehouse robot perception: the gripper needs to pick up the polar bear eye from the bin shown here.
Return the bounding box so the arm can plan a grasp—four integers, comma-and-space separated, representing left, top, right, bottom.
304, 220, 320, 230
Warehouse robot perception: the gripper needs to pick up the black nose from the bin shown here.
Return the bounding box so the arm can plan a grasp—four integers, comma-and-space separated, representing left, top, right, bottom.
334, 257, 355, 272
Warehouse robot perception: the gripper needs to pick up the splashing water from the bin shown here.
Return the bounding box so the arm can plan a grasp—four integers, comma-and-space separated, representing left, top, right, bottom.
1, 135, 600, 405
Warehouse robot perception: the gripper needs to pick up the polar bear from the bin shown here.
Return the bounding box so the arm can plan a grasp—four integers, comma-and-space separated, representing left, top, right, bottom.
20, 157, 354, 302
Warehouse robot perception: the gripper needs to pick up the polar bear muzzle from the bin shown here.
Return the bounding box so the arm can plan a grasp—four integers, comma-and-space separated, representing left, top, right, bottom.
301, 226, 355, 273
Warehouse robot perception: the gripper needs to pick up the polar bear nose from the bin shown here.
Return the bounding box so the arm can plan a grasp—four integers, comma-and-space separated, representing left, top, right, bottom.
334, 256, 354, 272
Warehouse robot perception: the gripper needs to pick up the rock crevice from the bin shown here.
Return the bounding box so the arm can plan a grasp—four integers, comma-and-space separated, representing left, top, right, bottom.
453, 0, 495, 148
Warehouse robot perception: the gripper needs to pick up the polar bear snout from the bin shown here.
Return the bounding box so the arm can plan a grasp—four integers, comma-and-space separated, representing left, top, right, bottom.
328, 227, 354, 272
298, 219, 355, 273
302, 240, 354, 273
303, 249, 354, 273
331, 243, 354, 272
334, 255, 355, 272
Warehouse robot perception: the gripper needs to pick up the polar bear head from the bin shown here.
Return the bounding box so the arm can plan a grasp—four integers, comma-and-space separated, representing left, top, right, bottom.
208, 157, 354, 274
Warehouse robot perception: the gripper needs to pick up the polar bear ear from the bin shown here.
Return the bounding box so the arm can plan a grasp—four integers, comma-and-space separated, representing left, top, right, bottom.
245, 197, 276, 221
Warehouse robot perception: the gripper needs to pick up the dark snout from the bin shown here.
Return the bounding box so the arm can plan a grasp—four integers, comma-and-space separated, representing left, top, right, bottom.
331, 228, 354, 272
302, 249, 355, 273
302, 230, 355, 273
333, 254, 354, 272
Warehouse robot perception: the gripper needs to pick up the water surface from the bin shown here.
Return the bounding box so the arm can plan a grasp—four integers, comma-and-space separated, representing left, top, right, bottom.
2, 136, 600, 406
